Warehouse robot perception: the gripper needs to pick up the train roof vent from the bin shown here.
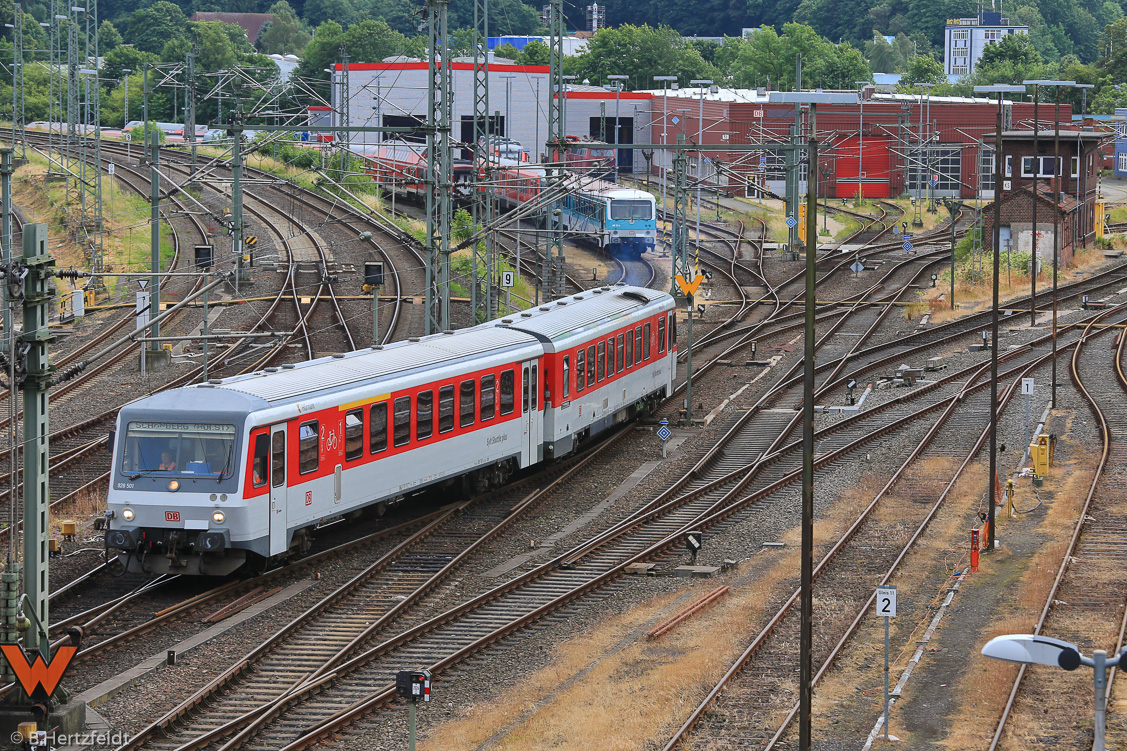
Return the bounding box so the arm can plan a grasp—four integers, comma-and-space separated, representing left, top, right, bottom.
409, 337, 420, 342
620, 290, 654, 304
557, 300, 567, 305
207, 379, 222, 385
574, 294, 584, 299
443, 330, 455, 335
371, 345, 384, 350
332, 353, 346, 358
281, 364, 296, 369
264, 367, 278, 372
502, 318, 513, 323
521, 312, 533, 317
592, 288, 603, 294
539, 307, 551, 312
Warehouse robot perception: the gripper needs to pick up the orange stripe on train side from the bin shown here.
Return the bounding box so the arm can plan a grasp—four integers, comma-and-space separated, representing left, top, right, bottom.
338, 394, 391, 411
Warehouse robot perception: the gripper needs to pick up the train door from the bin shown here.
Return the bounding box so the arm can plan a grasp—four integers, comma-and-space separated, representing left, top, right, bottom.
268, 425, 288, 557
522, 360, 541, 464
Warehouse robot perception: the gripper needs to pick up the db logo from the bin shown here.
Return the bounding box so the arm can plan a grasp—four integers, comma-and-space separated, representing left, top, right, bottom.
165, 511, 181, 522
305, 491, 313, 506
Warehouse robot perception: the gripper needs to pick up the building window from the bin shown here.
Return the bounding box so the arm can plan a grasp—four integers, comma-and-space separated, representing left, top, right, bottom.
1119, 152, 1127, 173
953, 29, 969, 40
908, 147, 962, 191
951, 66, 969, 75
1021, 156, 1059, 178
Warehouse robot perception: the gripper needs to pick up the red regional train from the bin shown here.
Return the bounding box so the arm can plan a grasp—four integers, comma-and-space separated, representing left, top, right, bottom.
103, 286, 676, 575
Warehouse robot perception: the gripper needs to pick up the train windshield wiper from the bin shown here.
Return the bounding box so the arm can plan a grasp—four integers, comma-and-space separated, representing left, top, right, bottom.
217, 442, 234, 482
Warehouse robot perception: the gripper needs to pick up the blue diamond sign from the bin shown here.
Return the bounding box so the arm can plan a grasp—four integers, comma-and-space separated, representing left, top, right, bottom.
657, 425, 672, 441
902, 240, 914, 252
929, 175, 939, 187
893, 226, 900, 234
785, 214, 798, 228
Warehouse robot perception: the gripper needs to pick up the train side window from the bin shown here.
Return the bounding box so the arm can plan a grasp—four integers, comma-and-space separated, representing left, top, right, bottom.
616, 334, 624, 372
271, 431, 285, 487
500, 369, 515, 415
576, 350, 585, 392
522, 366, 530, 413
587, 345, 596, 386
344, 409, 364, 461
635, 326, 642, 362
370, 402, 388, 453
597, 341, 606, 382
252, 434, 268, 488
298, 421, 319, 475
562, 356, 570, 399
459, 380, 476, 428
394, 396, 411, 447
670, 313, 676, 350
481, 375, 496, 421
644, 322, 651, 360
658, 318, 666, 354
532, 364, 537, 410
417, 390, 433, 440
626, 328, 634, 368
438, 385, 455, 434
607, 338, 615, 375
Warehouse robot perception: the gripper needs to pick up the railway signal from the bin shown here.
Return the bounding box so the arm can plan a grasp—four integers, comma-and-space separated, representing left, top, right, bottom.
397, 669, 432, 751
658, 418, 671, 458
685, 530, 702, 563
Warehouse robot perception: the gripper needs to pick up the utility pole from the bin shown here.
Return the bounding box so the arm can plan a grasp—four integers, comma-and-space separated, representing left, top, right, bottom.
231, 105, 246, 295
547, 0, 566, 299
187, 48, 198, 182
9, 4, 25, 161
425, 0, 452, 333
149, 130, 161, 349
339, 44, 350, 184
21, 222, 54, 658
471, 0, 493, 322
672, 135, 692, 424
1, 150, 11, 339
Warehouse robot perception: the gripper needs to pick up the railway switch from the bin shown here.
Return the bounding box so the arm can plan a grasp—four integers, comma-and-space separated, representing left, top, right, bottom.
396, 669, 432, 702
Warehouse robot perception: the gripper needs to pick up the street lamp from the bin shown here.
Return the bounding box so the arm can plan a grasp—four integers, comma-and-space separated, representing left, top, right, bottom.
941, 198, 963, 309
1076, 82, 1094, 118
608, 74, 628, 180
769, 88, 858, 751
854, 81, 867, 206
973, 83, 1026, 553
654, 75, 678, 215
982, 634, 1127, 751
914, 83, 935, 227
501, 74, 517, 139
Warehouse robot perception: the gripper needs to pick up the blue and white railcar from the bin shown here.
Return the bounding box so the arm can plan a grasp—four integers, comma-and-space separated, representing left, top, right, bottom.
103, 286, 675, 576
559, 181, 657, 258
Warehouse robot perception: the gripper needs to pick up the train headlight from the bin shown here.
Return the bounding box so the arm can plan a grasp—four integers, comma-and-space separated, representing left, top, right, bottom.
122, 508, 134, 521
212, 511, 225, 524
168, 480, 180, 492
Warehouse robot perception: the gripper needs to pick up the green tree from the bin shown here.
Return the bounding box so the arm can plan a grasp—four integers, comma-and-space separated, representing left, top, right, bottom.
493, 42, 521, 61
897, 55, 945, 89
124, 1, 189, 54
978, 32, 1042, 69
98, 20, 122, 53
303, 0, 357, 27
259, 1, 310, 55
102, 45, 160, 85
292, 19, 343, 88
194, 21, 240, 71
516, 39, 550, 66
341, 19, 409, 63
814, 43, 871, 88
568, 24, 715, 88
866, 34, 905, 73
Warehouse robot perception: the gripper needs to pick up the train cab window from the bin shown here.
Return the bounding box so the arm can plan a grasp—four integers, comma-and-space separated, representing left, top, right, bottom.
644, 323, 652, 360
576, 350, 586, 392
616, 334, 624, 372
394, 396, 411, 447
626, 329, 634, 368
271, 432, 285, 487
635, 326, 643, 362
344, 409, 364, 461
370, 402, 388, 453
438, 385, 455, 434
500, 369, 515, 415
481, 375, 496, 421
587, 345, 596, 386
658, 318, 666, 354
417, 390, 434, 441
298, 421, 319, 475
460, 380, 476, 428
251, 434, 268, 488
522, 366, 530, 413
562, 356, 571, 399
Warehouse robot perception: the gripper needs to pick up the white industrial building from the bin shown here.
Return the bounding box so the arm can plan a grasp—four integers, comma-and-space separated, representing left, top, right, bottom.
944, 12, 1029, 81
331, 59, 654, 171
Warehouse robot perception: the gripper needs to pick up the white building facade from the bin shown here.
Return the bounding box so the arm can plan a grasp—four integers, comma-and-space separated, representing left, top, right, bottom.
944, 12, 1029, 81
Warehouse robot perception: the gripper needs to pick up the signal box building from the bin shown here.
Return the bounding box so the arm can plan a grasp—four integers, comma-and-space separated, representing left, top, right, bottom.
981, 129, 1102, 262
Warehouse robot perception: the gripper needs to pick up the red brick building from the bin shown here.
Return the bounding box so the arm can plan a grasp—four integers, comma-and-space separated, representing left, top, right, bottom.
981, 129, 1102, 261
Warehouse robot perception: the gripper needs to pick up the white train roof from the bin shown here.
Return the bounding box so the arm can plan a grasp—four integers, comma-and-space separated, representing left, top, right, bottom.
196, 327, 540, 404
492, 285, 670, 342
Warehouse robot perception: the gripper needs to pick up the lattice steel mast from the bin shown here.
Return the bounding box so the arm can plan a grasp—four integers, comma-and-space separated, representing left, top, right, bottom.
425, 0, 452, 333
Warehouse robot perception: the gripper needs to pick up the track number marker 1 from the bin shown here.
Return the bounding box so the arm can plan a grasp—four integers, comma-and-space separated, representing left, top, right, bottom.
877, 585, 897, 740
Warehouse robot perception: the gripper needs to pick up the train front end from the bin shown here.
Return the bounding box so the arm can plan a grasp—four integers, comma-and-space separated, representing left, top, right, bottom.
103, 389, 263, 576
606, 191, 657, 258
